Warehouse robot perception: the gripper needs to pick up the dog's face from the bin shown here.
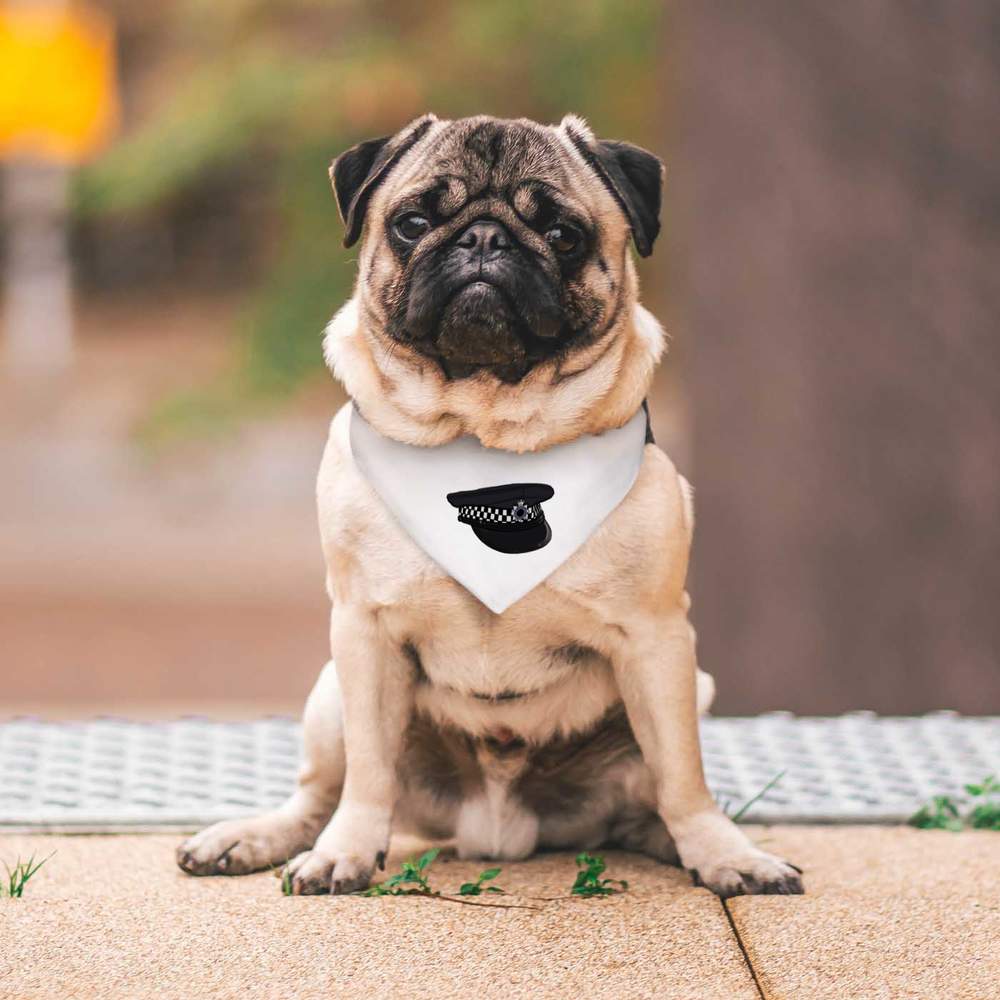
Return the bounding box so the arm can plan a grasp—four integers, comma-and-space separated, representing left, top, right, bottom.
331, 115, 663, 383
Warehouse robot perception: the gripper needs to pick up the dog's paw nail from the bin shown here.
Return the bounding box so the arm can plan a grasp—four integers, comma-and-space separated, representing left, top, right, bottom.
686, 851, 805, 898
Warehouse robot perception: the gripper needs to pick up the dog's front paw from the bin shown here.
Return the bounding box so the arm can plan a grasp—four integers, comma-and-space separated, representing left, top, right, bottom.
671, 810, 804, 898
177, 813, 322, 877
689, 848, 803, 898
282, 847, 383, 895
281, 802, 390, 894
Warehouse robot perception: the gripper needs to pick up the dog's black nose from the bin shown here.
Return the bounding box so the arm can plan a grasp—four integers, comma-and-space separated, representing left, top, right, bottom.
455, 220, 512, 258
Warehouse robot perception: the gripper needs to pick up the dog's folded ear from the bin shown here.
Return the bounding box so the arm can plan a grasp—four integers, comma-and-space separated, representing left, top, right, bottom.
560, 115, 664, 258
592, 140, 663, 257
330, 113, 438, 248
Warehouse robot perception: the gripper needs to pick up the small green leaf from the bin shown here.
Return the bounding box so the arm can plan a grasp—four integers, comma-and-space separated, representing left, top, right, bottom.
416, 848, 440, 872
937, 796, 960, 818
569, 853, 627, 898
969, 802, 1000, 831
458, 865, 504, 896
362, 849, 440, 897
909, 795, 964, 831
965, 775, 999, 798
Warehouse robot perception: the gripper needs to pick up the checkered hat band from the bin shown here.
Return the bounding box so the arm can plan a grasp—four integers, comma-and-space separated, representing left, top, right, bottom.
458, 502, 542, 526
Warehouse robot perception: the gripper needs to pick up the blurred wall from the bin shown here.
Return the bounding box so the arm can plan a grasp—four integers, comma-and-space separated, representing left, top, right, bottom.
4, 1, 999, 718
1, 1, 670, 717
673, 2, 1000, 713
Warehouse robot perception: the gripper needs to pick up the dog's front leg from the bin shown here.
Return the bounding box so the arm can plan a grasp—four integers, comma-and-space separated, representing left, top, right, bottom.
612, 606, 803, 897
283, 604, 412, 895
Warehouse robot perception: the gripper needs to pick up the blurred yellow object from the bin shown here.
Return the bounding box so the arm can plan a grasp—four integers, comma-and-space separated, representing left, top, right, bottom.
0, 2, 117, 163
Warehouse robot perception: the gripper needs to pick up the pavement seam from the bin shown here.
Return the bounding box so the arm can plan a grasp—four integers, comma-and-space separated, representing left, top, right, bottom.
721, 899, 767, 1000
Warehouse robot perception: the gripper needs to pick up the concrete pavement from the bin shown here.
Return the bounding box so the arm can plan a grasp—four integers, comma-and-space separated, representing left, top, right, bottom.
1, 827, 997, 998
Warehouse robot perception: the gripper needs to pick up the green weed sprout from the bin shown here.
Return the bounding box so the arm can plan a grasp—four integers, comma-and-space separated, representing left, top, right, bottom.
571, 853, 628, 897
458, 866, 504, 896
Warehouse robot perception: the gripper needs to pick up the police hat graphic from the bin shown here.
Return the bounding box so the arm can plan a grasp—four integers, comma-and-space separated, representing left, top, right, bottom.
446, 483, 554, 554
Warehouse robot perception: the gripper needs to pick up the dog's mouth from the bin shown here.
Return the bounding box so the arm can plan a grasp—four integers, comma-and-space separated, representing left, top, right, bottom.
391, 238, 572, 380
434, 281, 526, 366
444, 279, 508, 308
406, 278, 570, 381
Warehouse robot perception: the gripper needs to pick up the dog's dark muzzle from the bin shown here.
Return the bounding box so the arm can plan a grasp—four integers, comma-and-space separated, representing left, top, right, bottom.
398, 219, 564, 358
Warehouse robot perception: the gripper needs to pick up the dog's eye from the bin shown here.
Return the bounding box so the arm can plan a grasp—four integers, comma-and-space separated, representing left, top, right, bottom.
545, 225, 581, 254
394, 213, 431, 242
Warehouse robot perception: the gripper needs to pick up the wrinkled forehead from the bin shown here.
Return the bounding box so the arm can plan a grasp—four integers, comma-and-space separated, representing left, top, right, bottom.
377, 118, 611, 222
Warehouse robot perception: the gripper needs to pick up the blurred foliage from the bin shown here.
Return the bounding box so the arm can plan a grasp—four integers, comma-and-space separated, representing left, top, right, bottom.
77, 0, 663, 440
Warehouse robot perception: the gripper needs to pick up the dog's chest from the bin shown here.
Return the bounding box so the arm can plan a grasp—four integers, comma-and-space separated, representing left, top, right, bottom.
404, 583, 601, 693
394, 579, 621, 742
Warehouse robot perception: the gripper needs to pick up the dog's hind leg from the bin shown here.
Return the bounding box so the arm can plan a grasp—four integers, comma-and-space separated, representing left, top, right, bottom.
608, 811, 680, 865
605, 763, 680, 864
177, 660, 345, 876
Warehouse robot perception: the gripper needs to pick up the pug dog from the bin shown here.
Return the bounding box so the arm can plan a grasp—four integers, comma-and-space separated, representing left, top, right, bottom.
177, 114, 803, 898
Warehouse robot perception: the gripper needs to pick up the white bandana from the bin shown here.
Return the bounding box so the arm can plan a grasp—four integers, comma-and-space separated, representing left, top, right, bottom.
349, 404, 648, 614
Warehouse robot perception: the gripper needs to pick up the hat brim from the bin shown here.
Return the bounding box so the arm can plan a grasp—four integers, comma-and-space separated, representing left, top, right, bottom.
471, 520, 551, 554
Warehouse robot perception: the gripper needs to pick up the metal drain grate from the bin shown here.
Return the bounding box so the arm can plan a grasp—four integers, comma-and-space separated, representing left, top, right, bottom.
1, 713, 997, 830
0, 717, 300, 830
702, 713, 998, 823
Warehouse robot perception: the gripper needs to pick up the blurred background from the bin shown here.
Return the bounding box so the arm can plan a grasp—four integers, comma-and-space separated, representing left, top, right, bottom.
1, 0, 997, 718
